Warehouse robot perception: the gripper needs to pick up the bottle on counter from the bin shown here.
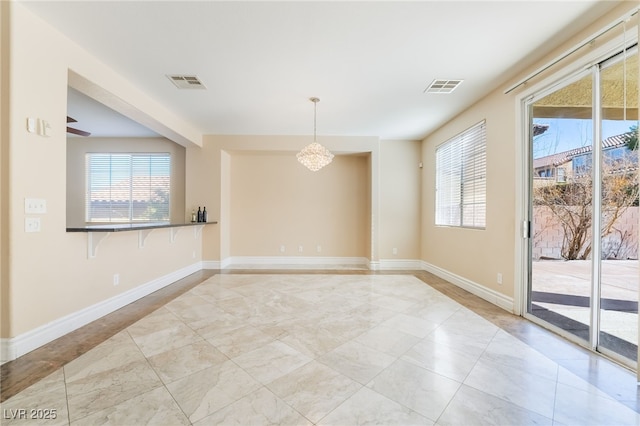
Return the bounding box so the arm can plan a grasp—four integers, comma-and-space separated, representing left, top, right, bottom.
191, 209, 197, 223
202, 206, 208, 223
197, 206, 202, 223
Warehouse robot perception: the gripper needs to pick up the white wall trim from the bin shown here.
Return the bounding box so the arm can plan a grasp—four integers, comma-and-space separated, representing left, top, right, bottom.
202, 260, 224, 269
378, 259, 423, 270
217, 256, 370, 269
1, 262, 202, 362
207, 257, 423, 271
421, 261, 514, 313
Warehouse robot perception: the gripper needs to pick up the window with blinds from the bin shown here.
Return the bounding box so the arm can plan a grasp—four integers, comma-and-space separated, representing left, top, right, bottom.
86, 153, 171, 223
435, 120, 486, 228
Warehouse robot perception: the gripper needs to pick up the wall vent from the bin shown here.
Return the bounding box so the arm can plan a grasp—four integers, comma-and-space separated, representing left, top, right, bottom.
166, 75, 206, 89
424, 79, 463, 94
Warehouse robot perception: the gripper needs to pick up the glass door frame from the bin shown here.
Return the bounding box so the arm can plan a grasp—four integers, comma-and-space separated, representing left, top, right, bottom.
516, 36, 639, 371
522, 66, 598, 352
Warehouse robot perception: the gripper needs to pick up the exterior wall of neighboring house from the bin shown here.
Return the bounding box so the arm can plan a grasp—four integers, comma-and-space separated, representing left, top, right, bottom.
533, 205, 639, 260
533, 133, 632, 187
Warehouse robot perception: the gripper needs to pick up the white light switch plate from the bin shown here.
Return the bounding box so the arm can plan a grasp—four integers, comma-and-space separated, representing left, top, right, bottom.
25, 217, 41, 232
25, 198, 46, 214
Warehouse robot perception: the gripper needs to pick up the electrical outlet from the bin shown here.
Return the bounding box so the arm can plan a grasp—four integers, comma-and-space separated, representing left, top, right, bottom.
25, 217, 41, 232
280, 245, 285, 253
316, 245, 322, 253
37, 119, 51, 137
26, 117, 36, 133
497, 273, 503, 285
113, 274, 120, 286
392, 248, 398, 255
298, 245, 303, 253
25, 198, 46, 214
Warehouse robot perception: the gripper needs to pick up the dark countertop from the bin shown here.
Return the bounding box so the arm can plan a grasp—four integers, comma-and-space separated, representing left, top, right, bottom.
67, 221, 217, 232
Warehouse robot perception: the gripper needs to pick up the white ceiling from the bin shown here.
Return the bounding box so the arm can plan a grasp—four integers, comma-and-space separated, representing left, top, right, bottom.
23, 1, 622, 140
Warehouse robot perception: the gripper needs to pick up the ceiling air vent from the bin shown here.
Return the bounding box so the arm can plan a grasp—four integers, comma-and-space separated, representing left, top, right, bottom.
424, 79, 463, 94
167, 74, 206, 89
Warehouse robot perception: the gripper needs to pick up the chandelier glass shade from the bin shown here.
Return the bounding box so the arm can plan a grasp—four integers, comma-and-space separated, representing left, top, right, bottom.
297, 97, 334, 171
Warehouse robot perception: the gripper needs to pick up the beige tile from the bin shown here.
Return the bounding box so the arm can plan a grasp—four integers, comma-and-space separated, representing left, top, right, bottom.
482, 330, 560, 381
166, 360, 261, 423
0, 370, 69, 426
318, 386, 433, 426
203, 324, 275, 358
402, 297, 462, 324
65, 360, 163, 422
267, 361, 361, 423
232, 340, 312, 384
126, 307, 204, 357
553, 382, 640, 426
191, 310, 246, 335
380, 313, 439, 338
163, 292, 227, 326
318, 340, 396, 385
556, 367, 616, 400
279, 324, 349, 357
437, 384, 553, 426
147, 340, 229, 384
63, 331, 146, 383
355, 324, 421, 357
368, 358, 461, 421
189, 281, 244, 301
69, 386, 189, 426
369, 294, 419, 312
345, 302, 398, 325
129, 322, 203, 358
194, 387, 312, 426
463, 355, 557, 419
401, 338, 481, 382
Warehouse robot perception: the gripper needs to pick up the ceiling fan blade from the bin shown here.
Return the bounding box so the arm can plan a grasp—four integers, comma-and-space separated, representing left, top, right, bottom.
67, 126, 91, 137
67, 116, 78, 123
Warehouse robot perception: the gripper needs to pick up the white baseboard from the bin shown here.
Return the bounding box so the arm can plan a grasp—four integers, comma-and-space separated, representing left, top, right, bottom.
1, 262, 202, 362
421, 261, 514, 313
207, 257, 422, 271
202, 260, 224, 269
215, 256, 370, 269
378, 259, 423, 270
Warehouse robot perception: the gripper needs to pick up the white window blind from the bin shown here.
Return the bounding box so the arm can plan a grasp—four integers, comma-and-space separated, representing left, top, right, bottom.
86, 153, 171, 223
435, 120, 486, 228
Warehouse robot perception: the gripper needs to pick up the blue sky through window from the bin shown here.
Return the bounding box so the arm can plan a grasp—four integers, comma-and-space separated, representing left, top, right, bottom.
533, 118, 637, 159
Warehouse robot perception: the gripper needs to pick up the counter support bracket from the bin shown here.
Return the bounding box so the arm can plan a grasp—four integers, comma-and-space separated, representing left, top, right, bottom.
88, 232, 110, 259
139, 229, 153, 248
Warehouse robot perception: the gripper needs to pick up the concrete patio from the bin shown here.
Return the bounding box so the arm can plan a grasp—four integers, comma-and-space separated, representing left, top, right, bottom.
531, 259, 638, 356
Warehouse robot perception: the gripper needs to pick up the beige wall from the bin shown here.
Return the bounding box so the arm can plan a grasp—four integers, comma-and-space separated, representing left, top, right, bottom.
422, 95, 515, 296
230, 152, 369, 257
2, 3, 201, 339
66, 137, 186, 227
379, 140, 421, 260
1, 0, 10, 337
196, 135, 387, 264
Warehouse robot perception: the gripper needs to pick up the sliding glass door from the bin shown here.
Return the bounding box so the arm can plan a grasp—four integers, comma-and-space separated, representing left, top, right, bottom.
527, 47, 638, 368
598, 50, 638, 362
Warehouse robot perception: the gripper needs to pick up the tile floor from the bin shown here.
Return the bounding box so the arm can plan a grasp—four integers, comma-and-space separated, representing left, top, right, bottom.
1, 272, 639, 425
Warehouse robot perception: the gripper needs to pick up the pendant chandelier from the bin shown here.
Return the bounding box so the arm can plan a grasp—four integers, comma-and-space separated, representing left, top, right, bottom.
297, 97, 334, 171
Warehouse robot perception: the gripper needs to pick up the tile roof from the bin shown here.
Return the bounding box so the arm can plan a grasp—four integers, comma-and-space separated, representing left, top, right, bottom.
533, 132, 631, 169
